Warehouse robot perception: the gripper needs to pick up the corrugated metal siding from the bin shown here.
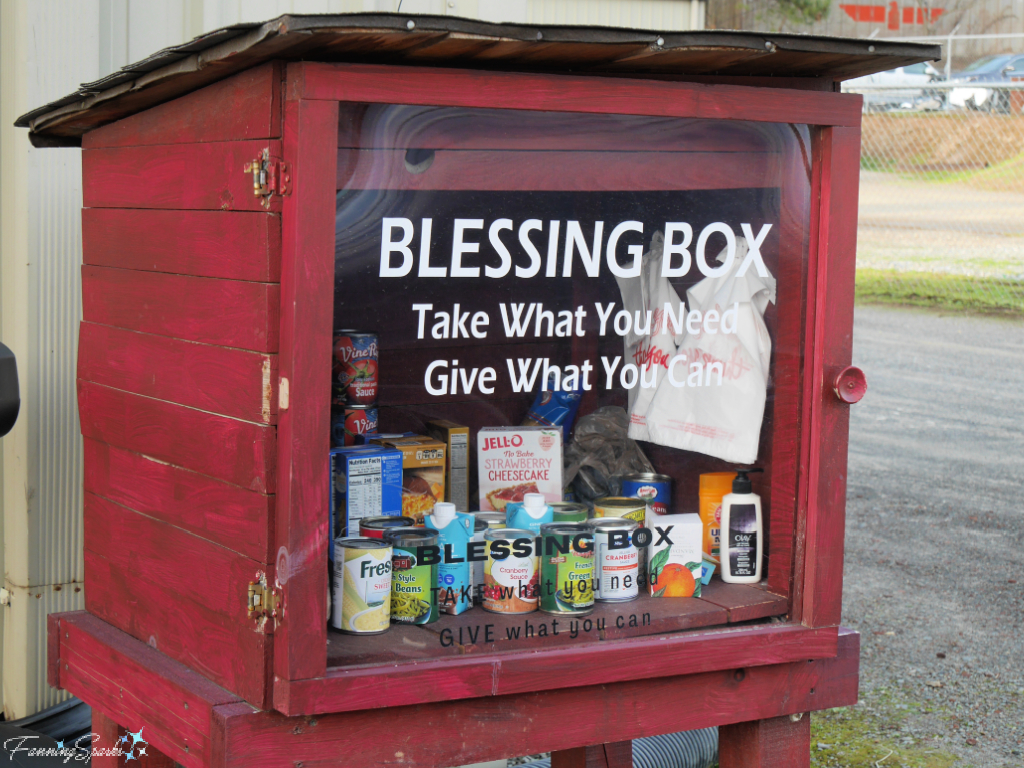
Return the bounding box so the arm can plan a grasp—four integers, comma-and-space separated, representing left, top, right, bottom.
2, 582, 84, 715
30, 147, 84, 588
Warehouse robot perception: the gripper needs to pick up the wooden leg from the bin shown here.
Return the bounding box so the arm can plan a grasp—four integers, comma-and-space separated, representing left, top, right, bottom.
719, 714, 811, 768
90, 709, 176, 768
551, 741, 632, 768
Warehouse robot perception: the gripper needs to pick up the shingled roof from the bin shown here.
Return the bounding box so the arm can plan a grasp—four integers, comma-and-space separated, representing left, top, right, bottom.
17, 13, 940, 147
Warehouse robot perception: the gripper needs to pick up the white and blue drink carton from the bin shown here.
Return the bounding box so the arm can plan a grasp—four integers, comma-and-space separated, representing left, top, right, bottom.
425, 503, 475, 615
329, 446, 402, 561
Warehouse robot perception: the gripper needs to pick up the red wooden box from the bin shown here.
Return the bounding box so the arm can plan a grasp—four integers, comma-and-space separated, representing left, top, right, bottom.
22, 15, 938, 768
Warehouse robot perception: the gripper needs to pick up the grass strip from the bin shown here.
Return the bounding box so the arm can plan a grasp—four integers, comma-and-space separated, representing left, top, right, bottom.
856, 269, 1024, 315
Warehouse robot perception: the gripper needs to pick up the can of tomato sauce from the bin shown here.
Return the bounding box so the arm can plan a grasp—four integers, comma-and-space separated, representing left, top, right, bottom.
335, 404, 378, 447
360, 516, 414, 539
483, 528, 538, 614
333, 330, 379, 405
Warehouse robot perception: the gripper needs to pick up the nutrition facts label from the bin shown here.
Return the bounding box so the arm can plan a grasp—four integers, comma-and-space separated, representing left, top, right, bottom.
450, 432, 469, 510
347, 456, 383, 520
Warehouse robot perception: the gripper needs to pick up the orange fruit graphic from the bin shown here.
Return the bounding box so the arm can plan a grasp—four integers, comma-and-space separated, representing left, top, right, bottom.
657, 564, 696, 597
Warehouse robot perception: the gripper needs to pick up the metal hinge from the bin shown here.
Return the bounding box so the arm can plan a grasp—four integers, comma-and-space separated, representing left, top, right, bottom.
248, 580, 281, 623
244, 148, 290, 206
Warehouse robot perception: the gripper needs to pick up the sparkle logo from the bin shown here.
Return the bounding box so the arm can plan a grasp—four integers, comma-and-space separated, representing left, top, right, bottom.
118, 727, 149, 761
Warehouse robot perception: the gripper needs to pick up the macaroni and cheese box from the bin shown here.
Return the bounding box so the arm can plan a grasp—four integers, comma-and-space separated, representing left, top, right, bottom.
426, 420, 470, 514
477, 426, 563, 512
329, 446, 403, 559
369, 435, 446, 525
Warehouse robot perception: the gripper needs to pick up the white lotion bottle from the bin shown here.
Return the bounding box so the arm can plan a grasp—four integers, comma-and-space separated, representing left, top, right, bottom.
720, 469, 764, 584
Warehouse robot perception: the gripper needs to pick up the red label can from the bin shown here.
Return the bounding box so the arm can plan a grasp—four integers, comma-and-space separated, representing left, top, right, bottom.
333, 330, 379, 405
339, 405, 378, 447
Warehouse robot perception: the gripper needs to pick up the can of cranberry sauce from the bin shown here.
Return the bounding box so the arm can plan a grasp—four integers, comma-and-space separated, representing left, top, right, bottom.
331, 405, 379, 448
620, 473, 672, 516
333, 330, 379, 405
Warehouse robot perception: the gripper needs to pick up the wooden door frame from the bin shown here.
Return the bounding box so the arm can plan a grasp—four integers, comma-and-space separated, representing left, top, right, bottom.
273, 61, 862, 716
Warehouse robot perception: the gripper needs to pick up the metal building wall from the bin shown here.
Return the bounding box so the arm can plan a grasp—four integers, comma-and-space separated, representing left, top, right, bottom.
0, 0, 706, 720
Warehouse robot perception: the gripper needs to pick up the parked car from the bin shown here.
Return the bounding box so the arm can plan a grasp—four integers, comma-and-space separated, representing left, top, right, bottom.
844, 62, 941, 110
948, 53, 1024, 112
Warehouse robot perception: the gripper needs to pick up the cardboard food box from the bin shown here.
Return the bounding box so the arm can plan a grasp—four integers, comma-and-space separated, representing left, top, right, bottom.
646, 510, 703, 598
426, 419, 470, 514
477, 426, 563, 512
369, 435, 446, 525
329, 445, 403, 556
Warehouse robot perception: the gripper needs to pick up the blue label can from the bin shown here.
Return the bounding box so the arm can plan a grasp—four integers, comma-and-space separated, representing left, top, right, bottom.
620, 473, 672, 516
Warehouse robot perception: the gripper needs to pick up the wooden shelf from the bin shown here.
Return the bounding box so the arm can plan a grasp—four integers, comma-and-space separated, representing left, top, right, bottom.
327, 580, 786, 668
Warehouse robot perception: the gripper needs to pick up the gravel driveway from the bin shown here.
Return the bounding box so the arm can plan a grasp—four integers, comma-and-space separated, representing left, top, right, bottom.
844, 305, 1024, 766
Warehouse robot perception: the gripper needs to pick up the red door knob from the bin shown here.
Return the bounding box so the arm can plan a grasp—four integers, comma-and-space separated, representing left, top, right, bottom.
833, 366, 867, 404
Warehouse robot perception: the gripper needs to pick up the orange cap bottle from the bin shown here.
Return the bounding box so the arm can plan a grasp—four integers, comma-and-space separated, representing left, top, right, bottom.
699, 472, 737, 560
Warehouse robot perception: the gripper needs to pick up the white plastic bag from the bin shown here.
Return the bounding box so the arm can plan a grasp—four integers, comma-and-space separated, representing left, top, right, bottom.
614, 231, 685, 443
643, 239, 776, 464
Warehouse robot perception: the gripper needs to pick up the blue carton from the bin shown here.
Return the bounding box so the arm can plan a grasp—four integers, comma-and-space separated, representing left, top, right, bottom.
329, 446, 403, 558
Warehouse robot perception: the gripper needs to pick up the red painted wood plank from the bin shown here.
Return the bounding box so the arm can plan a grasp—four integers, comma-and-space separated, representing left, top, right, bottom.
78, 323, 277, 425
83, 63, 282, 149
699, 582, 789, 623
294, 62, 862, 127
82, 208, 281, 282
800, 126, 861, 628
52, 611, 242, 768
765, 131, 815, 600
273, 96, 337, 686
281, 624, 837, 716
222, 630, 858, 767
82, 265, 279, 353
78, 381, 276, 493
719, 714, 811, 768
552, 742, 633, 768
83, 493, 270, 707
90, 709, 122, 768
337, 149, 780, 191
83, 140, 281, 211
84, 438, 272, 563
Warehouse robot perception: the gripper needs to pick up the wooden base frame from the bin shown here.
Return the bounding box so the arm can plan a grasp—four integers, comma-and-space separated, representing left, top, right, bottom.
51, 612, 857, 768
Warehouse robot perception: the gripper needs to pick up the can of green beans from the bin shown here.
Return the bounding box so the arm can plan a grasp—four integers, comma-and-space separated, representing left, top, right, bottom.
539, 523, 595, 615
550, 502, 589, 523
383, 528, 439, 625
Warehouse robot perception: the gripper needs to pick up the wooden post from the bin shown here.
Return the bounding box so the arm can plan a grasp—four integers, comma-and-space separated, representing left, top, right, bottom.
551, 741, 633, 768
719, 714, 811, 768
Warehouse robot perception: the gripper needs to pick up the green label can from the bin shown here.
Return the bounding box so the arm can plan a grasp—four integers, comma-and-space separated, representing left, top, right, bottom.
551, 502, 589, 524
384, 528, 439, 624
539, 523, 595, 615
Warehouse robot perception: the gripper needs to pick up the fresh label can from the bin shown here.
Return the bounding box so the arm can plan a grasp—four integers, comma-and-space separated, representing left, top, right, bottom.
333, 330, 379, 405
331, 538, 392, 634
359, 516, 414, 539
620, 473, 672, 516
550, 502, 589, 523
586, 518, 639, 602
483, 528, 538, 614
539, 523, 594, 615
384, 528, 439, 624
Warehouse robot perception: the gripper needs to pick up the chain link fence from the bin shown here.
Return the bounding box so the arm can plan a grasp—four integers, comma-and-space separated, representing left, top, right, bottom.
843, 82, 1024, 313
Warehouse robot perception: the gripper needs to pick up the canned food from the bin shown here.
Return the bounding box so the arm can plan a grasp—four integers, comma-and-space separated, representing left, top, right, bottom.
620, 473, 672, 516
384, 528, 439, 625
360, 516, 415, 539
586, 518, 639, 602
475, 512, 506, 529
331, 538, 392, 634
340, 405, 378, 447
471, 517, 488, 604
483, 528, 538, 614
593, 496, 646, 524
333, 330, 379, 405
550, 502, 589, 523
539, 523, 594, 615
